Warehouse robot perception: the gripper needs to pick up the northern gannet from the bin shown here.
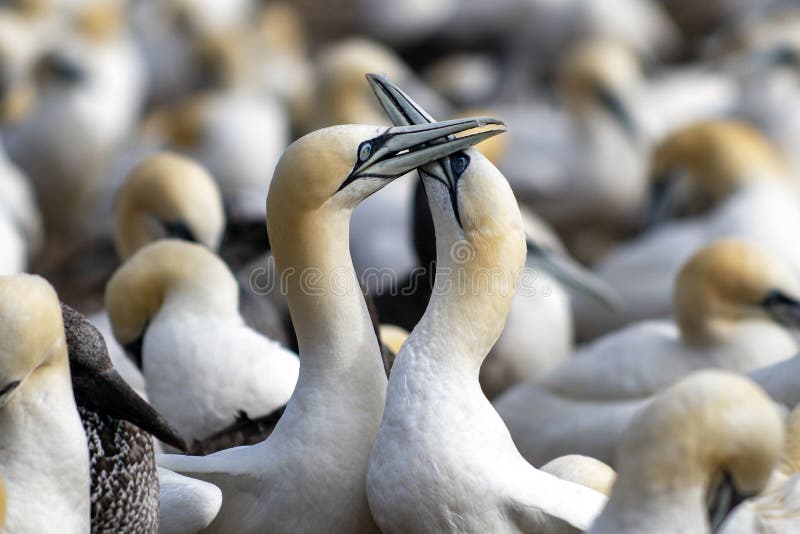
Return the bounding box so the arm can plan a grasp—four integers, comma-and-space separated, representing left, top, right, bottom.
105, 239, 299, 444
720, 402, 800, 533
64, 151, 224, 397
542, 238, 800, 401
158, 115, 502, 532
367, 73, 618, 399
62, 303, 187, 531
577, 119, 800, 338
365, 75, 606, 533
113, 152, 225, 260
496, 239, 800, 465
0, 274, 90, 532
314, 38, 448, 295
5, 0, 145, 243
588, 370, 783, 533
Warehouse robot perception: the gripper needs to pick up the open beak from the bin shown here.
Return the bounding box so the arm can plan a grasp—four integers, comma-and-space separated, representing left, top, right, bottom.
762, 290, 800, 328
72, 365, 187, 451
526, 239, 620, 310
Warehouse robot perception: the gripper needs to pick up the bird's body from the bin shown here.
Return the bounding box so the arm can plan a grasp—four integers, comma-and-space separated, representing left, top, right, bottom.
0, 275, 90, 533
371, 332, 607, 533
1, 364, 90, 533
157, 467, 222, 534
543, 318, 796, 401
582, 182, 800, 334
159, 117, 496, 532
587, 371, 783, 534
62, 303, 187, 532
6, 2, 145, 241
498, 238, 800, 464
79, 406, 159, 531
365, 76, 605, 533
577, 121, 800, 338
106, 240, 299, 443
143, 304, 297, 442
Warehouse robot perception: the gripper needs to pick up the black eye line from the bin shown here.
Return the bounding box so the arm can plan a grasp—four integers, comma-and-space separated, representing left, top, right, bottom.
0, 380, 20, 397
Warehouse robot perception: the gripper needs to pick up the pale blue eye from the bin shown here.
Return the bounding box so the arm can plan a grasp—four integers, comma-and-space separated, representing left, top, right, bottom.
359, 143, 372, 161
453, 155, 468, 175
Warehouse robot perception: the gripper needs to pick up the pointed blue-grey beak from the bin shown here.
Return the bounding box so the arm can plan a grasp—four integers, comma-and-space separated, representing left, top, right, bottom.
366, 73, 501, 225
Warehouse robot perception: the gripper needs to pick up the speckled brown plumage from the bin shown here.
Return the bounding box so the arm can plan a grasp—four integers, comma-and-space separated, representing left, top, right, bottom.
62, 304, 185, 533
79, 406, 159, 533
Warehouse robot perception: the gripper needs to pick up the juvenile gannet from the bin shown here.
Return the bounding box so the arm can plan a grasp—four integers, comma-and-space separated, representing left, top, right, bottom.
62, 303, 187, 532
541, 455, 617, 497
577, 119, 800, 338
158, 115, 502, 532
365, 77, 606, 533
105, 239, 299, 443
588, 370, 783, 533
0, 274, 90, 532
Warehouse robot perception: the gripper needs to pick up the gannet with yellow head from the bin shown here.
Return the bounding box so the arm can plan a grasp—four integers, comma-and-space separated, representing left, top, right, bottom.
497, 239, 800, 466
588, 370, 783, 533
314, 38, 450, 297
577, 119, 800, 339
157, 113, 504, 533
0, 274, 90, 533
366, 73, 618, 398
114, 151, 289, 345
113, 152, 224, 260
546, 239, 800, 399
719, 402, 800, 533
105, 239, 299, 444
365, 75, 606, 533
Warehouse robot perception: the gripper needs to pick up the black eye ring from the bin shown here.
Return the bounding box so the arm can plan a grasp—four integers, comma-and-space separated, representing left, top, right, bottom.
358, 142, 372, 162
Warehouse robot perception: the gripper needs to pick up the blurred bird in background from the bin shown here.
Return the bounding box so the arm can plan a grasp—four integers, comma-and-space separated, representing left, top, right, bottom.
3, 0, 800, 532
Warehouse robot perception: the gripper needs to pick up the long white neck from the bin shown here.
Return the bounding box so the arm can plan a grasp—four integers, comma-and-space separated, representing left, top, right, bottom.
0, 346, 90, 533
396, 181, 520, 380
273, 206, 386, 400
